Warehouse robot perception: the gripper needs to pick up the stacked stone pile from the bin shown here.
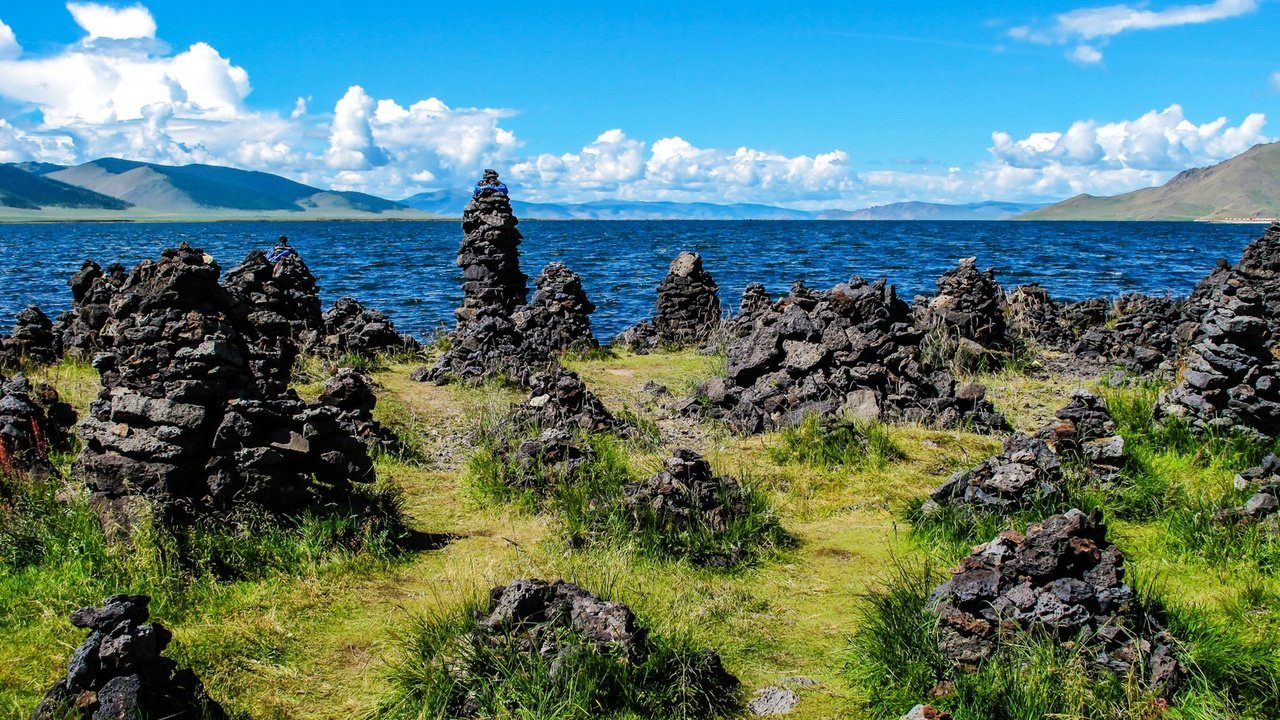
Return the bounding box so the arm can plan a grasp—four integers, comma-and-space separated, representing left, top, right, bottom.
622, 449, 751, 560
1038, 391, 1125, 479
1228, 221, 1280, 338
653, 252, 722, 344
929, 509, 1182, 694
32, 595, 226, 720
73, 244, 378, 531
689, 278, 1008, 434
317, 367, 399, 450
221, 248, 323, 392
512, 368, 620, 434
418, 311, 534, 384
918, 257, 1009, 356
1071, 295, 1182, 373
1156, 281, 1280, 440
1004, 284, 1070, 347
512, 261, 598, 354
454, 171, 528, 330
55, 261, 126, 356
927, 434, 1063, 512
494, 428, 598, 491
722, 283, 771, 340
307, 297, 419, 358
0, 373, 76, 474
0, 306, 59, 367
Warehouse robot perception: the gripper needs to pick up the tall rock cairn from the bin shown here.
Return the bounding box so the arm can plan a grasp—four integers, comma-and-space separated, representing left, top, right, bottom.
653, 251, 722, 345
456, 169, 528, 331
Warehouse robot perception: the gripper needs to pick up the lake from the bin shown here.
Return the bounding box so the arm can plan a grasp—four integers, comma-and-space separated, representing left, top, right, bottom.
0, 220, 1263, 340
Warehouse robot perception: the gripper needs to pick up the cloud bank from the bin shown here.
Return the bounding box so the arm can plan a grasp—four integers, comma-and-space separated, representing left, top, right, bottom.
0, 3, 1271, 208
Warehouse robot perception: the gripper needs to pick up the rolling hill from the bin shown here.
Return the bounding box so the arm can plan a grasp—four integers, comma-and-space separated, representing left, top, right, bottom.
819, 200, 1045, 220
1021, 142, 1280, 221
0, 164, 131, 211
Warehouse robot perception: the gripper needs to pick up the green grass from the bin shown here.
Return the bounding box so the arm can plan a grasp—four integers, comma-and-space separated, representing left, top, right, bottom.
767, 416, 905, 471
375, 591, 741, 720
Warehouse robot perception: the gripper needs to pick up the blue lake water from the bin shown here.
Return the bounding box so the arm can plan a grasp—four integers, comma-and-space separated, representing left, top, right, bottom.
0, 220, 1264, 341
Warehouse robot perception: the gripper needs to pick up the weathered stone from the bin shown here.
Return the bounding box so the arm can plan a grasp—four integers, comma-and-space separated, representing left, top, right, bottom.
747, 686, 799, 716
929, 434, 1062, 511
616, 252, 721, 349
0, 306, 60, 367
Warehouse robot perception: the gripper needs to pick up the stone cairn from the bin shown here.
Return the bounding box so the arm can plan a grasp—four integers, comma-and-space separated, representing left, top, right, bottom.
917, 257, 1009, 365
420, 171, 598, 384
221, 247, 323, 393
512, 261, 598, 354
1220, 454, 1280, 523
0, 306, 59, 368
722, 283, 771, 340
306, 296, 419, 359
1157, 281, 1280, 441
926, 434, 1064, 513
1038, 390, 1125, 480
317, 367, 399, 451
622, 448, 753, 567
512, 367, 621, 434
73, 244, 377, 532
1070, 294, 1182, 374
1004, 284, 1068, 348
494, 428, 598, 493
55, 261, 126, 357
614, 252, 722, 350
32, 595, 226, 720
0, 373, 76, 475
929, 508, 1182, 695
688, 278, 1009, 434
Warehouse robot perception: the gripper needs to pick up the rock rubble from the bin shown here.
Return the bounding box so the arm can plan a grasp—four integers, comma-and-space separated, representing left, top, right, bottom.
512, 368, 621, 434
32, 595, 226, 720
1038, 391, 1125, 479
928, 434, 1063, 512
307, 296, 419, 359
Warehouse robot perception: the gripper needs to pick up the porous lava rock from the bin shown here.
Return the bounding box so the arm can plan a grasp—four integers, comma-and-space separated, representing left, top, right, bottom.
0, 306, 59, 367
1227, 221, 1280, 339
512, 261, 597, 354
454, 172, 528, 331
918, 257, 1009, 358
653, 252, 722, 345
418, 310, 536, 384
1156, 280, 1280, 441
32, 595, 226, 720
512, 368, 620, 434
72, 244, 378, 532
1070, 295, 1182, 374
1005, 283, 1069, 348
1038, 391, 1125, 478
493, 428, 597, 492
317, 367, 399, 450
55, 261, 126, 357
689, 278, 1009, 434
308, 296, 419, 359
0, 373, 76, 474
723, 283, 772, 340
927, 434, 1063, 512
929, 509, 1182, 695
221, 248, 323, 392
622, 448, 752, 566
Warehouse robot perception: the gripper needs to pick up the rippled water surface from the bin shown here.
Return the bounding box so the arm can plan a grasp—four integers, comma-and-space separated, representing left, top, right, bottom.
0, 220, 1262, 340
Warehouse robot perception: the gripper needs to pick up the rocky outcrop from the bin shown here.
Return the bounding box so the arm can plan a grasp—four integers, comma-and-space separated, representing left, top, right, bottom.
1157, 281, 1280, 441
512, 368, 620, 434
307, 297, 419, 359
54, 261, 126, 357
654, 252, 722, 345
0, 373, 76, 474
622, 449, 759, 567
72, 245, 379, 533
32, 595, 226, 720
927, 434, 1063, 512
918, 257, 1008, 360
689, 278, 1009, 434
512, 262, 597, 354
222, 248, 323, 392
0, 306, 59, 367
929, 509, 1182, 695
1038, 391, 1125, 479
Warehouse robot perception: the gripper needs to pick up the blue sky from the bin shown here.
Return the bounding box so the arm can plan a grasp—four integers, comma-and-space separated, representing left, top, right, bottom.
0, 1, 1276, 207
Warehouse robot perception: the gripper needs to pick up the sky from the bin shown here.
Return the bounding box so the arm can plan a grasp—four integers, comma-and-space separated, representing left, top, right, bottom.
0, 1, 1276, 208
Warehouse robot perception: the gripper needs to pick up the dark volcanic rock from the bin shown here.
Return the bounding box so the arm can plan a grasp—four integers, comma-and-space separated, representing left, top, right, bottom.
1038, 391, 1125, 478
32, 595, 225, 720
513, 368, 620, 434
222, 248, 323, 392
919, 257, 1009, 356
55, 261, 126, 357
1005, 283, 1068, 347
929, 509, 1182, 695
1157, 280, 1280, 441
928, 434, 1063, 511
0, 306, 59, 367
317, 367, 399, 451
308, 296, 419, 359
1071, 294, 1182, 374
72, 244, 379, 533
690, 278, 1009, 434
0, 373, 76, 474
1221, 455, 1280, 523
654, 252, 722, 345
494, 428, 598, 492
513, 261, 598, 354
454, 172, 528, 331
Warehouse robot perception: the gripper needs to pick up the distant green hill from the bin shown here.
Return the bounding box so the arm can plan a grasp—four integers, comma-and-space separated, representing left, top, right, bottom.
0, 164, 132, 210
1021, 142, 1280, 221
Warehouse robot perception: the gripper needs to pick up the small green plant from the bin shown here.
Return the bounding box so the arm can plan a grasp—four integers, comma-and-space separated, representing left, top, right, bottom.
767, 415, 904, 470
375, 595, 741, 720
0, 470, 105, 573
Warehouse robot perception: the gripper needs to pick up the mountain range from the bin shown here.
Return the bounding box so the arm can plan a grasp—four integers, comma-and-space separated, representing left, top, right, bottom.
1022, 141, 1280, 221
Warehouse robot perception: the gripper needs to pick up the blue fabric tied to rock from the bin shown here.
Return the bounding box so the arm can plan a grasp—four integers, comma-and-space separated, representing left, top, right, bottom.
474, 182, 508, 198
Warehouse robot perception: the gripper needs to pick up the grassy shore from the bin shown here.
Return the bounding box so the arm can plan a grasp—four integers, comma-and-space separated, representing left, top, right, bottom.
2, 350, 1278, 719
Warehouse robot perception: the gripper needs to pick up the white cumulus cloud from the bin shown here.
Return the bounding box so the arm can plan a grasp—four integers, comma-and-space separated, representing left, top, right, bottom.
1271, 71, 1280, 92
66, 2, 157, 41
1012, 0, 1257, 63
0, 20, 19, 60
